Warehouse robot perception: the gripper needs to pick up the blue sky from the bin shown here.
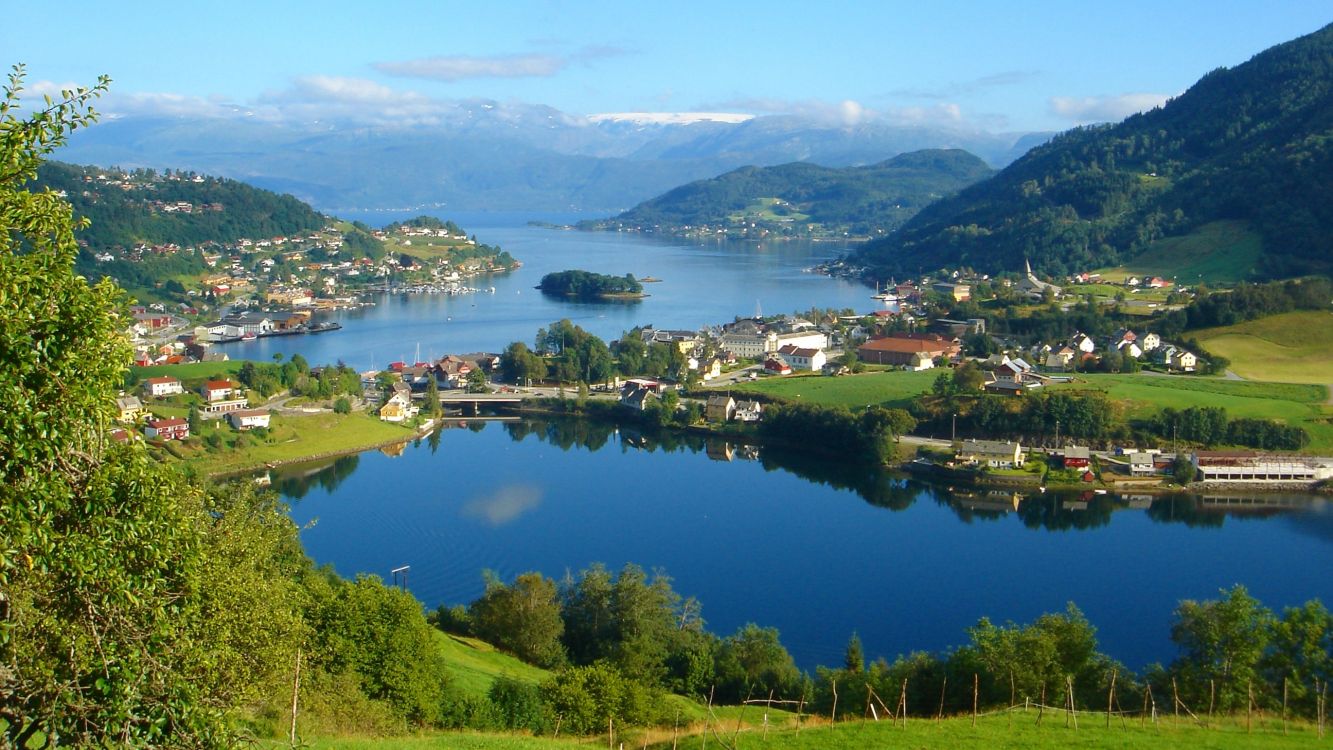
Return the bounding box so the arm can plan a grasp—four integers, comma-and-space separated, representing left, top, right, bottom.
7, 1, 1330, 132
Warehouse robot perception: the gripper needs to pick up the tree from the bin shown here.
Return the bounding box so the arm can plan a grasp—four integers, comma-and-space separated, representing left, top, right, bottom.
188, 403, 202, 435
0, 67, 237, 743
844, 632, 865, 672
470, 571, 567, 668
333, 396, 352, 414
500, 341, 546, 385
467, 366, 488, 393
714, 624, 801, 703
423, 376, 442, 418
1170, 585, 1275, 711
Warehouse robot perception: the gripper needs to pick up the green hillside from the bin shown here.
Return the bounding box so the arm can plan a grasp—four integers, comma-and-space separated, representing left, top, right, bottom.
1194, 310, 1333, 384
851, 22, 1333, 280
581, 149, 994, 238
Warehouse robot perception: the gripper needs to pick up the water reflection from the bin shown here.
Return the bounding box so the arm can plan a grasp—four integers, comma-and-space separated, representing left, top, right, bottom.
272, 454, 361, 500
461, 484, 544, 526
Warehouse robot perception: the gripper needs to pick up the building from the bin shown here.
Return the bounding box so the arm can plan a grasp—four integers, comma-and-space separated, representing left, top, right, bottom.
1015, 259, 1063, 300
734, 400, 763, 422
142, 376, 184, 397
931, 282, 971, 301
379, 382, 418, 422
857, 336, 957, 367
115, 395, 144, 422
1128, 452, 1156, 476
1191, 451, 1333, 483
1057, 446, 1091, 469
227, 409, 271, 430
201, 380, 234, 402
776, 345, 826, 372
956, 440, 1026, 469
144, 417, 189, 441
619, 385, 657, 411
705, 395, 736, 422
1169, 350, 1197, 372
763, 357, 792, 375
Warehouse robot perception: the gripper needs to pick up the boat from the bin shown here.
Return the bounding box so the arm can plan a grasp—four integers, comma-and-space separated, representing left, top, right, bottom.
870, 282, 898, 302
308, 321, 342, 334
241, 331, 257, 342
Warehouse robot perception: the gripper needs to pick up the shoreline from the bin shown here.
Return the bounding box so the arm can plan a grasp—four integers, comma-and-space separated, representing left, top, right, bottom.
204, 417, 439, 481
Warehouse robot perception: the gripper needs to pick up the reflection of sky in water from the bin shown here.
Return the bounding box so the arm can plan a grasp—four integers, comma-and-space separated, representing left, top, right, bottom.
283, 424, 1333, 672
1282, 498, 1333, 544
462, 484, 543, 526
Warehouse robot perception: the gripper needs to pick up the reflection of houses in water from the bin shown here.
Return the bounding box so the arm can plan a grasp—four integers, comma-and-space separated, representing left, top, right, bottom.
1199, 494, 1311, 512
706, 440, 734, 462
379, 441, 407, 458
957, 490, 1024, 513
1123, 495, 1154, 509
705, 439, 760, 462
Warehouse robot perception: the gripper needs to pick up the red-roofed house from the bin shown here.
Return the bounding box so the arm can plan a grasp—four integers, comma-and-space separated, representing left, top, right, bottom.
201, 380, 233, 402
856, 336, 958, 366
776, 344, 826, 372
145, 417, 189, 441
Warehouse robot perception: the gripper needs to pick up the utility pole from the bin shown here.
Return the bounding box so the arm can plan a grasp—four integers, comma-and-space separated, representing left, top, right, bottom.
1054, 418, 1060, 448
951, 413, 957, 445
391, 565, 410, 590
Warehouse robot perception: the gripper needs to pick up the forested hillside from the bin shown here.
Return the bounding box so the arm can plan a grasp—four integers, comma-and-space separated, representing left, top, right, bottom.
36, 161, 326, 251
850, 22, 1333, 280
581, 149, 993, 238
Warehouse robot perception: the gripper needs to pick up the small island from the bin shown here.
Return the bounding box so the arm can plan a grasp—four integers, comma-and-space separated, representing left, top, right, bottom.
536, 269, 647, 300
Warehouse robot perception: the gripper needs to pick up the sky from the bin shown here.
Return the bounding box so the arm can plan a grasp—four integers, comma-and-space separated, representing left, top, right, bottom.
5, 1, 1330, 133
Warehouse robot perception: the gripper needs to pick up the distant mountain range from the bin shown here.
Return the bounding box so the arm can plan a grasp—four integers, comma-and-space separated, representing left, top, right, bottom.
849, 22, 1333, 281
579, 149, 994, 239
61, 106, 1046, 215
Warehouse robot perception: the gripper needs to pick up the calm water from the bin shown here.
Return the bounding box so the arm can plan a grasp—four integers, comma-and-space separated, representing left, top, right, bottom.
278, 420, 1333, 672
227, 219, 868, 366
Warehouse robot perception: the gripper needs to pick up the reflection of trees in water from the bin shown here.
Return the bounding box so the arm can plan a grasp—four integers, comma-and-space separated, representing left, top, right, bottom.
273, 454, 361, 500
759, 445, 922, 511
1013, 494, 1115, 531
1144, 495, 1225, 528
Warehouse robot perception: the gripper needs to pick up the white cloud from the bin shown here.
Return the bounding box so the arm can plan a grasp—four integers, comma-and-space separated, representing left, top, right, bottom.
461, 484, 543, 526
375, 53, 565, 82
699, 96, 877, 126
1048, 93, 1170, 123
888, 70, 1039, 100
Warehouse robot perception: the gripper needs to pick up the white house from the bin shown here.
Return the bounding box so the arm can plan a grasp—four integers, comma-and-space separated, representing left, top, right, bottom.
227, 409, 271, 430
1140, 332, 1162, 352
956, 440, 1026, 469
1169, 350, 1197, 372
776, 345, 826, 372
142, 376, 184, 397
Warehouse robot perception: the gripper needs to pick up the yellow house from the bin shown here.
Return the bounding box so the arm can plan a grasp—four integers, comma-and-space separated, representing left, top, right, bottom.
115, 395, 144, 422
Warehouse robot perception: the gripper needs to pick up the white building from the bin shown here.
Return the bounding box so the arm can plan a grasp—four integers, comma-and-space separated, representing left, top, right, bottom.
1192, 451, 1333, 483
776, 345, 826, 372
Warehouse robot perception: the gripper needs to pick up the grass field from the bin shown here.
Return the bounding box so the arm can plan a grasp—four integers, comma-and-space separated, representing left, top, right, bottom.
290, 710, 1322, 750
1096, 220, 1263, 285
435, 631, 552, 697
177, 411, 417, 476
1194, 310, 1333, 385
130, 359, 250, 382
1049, 374, 1333, 453
727, 369, 939, 410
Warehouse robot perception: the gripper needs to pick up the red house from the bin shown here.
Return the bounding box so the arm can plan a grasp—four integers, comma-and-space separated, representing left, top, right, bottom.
144, 417, 189, 441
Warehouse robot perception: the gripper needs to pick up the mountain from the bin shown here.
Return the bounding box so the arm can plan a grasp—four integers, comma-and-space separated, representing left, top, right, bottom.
848, 23, 1333, 281
60, 105, 1046, 215
580, 149, 994, 239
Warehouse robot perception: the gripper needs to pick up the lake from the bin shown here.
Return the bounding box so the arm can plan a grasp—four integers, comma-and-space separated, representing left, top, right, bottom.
224, 219, 870, 367
277, 418, 1333, 672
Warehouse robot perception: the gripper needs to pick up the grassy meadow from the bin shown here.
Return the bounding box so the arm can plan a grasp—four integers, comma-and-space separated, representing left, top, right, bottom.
173, 411, 416, 476
1193, 310, 1333, 385
1096, 220, 1264, 285
727, 369, 939, 410
288, 710, 1324, 750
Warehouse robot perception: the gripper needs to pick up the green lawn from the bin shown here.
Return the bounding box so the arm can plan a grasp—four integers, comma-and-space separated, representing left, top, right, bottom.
434, 632, 552, 698
728, 369, 939, 410
1194, 310, 1333, 385
177, 411, 417, 476
130, 359, 250, 383
1049, 374, 1333, 452
1096, 220, 1263, 285
290, 710, 1319, 750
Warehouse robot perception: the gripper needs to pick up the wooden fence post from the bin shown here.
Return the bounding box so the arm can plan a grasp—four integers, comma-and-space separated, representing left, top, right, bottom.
1282, 676, 1288, 735
831, 678, 838, 729
1247, 679, 1253, 734
937, 677, 947, 723
1208, 679, 1215, 719
972, 673, 979, 728
1067, 675, 1078, 730
1106, 669, 1116, 729
289, 648, 302, 747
